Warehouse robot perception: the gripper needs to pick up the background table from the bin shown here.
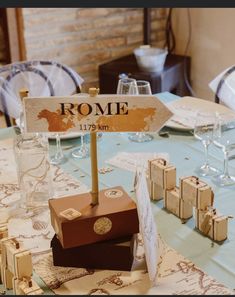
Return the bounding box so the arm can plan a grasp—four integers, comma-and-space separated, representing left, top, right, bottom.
1, 92, 235, 294
99, 54, 191, 96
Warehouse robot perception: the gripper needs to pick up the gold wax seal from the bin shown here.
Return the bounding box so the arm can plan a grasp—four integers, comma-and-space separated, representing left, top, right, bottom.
104, 189, 123, 199
93, 217, 112, 235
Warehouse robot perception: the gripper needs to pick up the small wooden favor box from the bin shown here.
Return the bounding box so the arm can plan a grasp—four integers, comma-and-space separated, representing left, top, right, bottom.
51, 233, 137, 271
180, 176, 214, 210
146, 174, 163, 201
164, 187, 192, 220
1, 237, 32, 280
49, 186, 139, 249
194, 208, 228, 242
1, 237, 33, 289
0, 224, 8, 240
13, 277, 44, 295
148, 158, 176, 190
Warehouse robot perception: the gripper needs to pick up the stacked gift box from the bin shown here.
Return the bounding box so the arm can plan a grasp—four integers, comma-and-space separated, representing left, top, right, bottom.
49, 186, 139, 271
0, 226, 43, 295
147, 158, 231, 242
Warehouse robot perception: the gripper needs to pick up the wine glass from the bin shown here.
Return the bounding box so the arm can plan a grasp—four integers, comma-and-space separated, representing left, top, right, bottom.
212, 113, 235, 186
50, 133, 67, 165
71, 132, 89, 159
194, 111, 219, 177
116, 77, 138, 95
128, 80, 153, 143
116, 77, 138, 138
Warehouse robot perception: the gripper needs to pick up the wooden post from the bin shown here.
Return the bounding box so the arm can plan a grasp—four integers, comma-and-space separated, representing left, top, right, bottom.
19, 88, 29, 100
5, 8, 26, 62
143, 8, 151, 45
89, 88, 100, 205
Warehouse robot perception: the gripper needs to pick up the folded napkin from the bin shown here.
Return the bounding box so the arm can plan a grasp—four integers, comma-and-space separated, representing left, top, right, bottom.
106, 152, 169, 173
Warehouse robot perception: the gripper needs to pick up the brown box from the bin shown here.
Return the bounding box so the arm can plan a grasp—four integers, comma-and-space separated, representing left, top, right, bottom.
164, 187, 192, 220
49, 186, 139, 249
194, 208, 228, 242
148, 158, 176, 190
51, 233, 136, 271
180, 176, 214, 209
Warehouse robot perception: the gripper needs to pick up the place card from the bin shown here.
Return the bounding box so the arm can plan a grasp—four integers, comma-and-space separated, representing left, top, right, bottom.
134, 168, 158, 284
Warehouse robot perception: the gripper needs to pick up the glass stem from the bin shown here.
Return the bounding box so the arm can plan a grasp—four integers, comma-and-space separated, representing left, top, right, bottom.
81, 134, 84, 147
223, 150, 230, 178
203, 142, 209, 167
56, 134, 63, 158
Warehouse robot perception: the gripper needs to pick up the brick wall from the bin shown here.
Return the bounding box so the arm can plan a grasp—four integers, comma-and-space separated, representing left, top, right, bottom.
22, 8, 167, 92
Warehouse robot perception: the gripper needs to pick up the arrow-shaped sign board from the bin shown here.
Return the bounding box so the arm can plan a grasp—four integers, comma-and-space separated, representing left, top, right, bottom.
23, 95, 173, 133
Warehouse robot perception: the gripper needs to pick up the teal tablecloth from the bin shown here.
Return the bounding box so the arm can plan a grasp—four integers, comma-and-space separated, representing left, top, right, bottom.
1, 92, 235, 293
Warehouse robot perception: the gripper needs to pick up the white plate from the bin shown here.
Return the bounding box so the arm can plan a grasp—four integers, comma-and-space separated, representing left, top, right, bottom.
15, 118, 82, 139
47, 132, 82, 140
165, 96, 235, 131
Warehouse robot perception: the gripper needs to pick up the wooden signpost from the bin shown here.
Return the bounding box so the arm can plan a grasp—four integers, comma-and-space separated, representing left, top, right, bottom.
22, 88, 173, 270
23, 89, 173, 134
23, 88, 173, 205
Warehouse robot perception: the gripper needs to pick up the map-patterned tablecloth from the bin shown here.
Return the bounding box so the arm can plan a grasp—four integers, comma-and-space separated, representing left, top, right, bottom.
0, 138, 89, 254
0, 137, 234, 295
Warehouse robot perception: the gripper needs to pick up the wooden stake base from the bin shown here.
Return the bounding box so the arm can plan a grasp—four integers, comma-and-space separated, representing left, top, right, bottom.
49, 186, 139, 249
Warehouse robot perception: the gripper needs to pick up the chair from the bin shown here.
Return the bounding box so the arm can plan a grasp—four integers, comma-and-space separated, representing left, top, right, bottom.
214, 65, 235, 105
0, 60, 83, 127
209, 65, 235, 112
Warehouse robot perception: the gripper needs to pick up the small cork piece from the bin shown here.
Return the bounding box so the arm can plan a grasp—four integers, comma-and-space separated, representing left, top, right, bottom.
19, 88, 29, 101
11, 238, 20, 249
89, 88, 99, 97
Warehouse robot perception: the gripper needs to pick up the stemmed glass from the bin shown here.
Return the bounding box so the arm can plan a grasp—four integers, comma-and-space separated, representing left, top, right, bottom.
194, 111, 219, 177
116, 77, 138, 138
71, 93, 90, 159
128, 80, 153, 143
212, 113, 235, 186
71, 132, 89, 159
117, 77, 138, 95
50, 133, 67, 165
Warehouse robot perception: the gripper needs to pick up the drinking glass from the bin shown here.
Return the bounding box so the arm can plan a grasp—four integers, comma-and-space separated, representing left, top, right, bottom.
212, 113, 235, 186
50, 133, 67, 165
194, 111, 219, 176
116, 77, 138, 95
128, 80, 153, 143
71, 132, 90, 159
14, 133, 53, 213
71, 93, 90, 159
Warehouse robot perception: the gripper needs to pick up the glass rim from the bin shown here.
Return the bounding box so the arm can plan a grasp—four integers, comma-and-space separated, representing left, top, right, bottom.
118, 77, 137, 83
136, 80, 151, 86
